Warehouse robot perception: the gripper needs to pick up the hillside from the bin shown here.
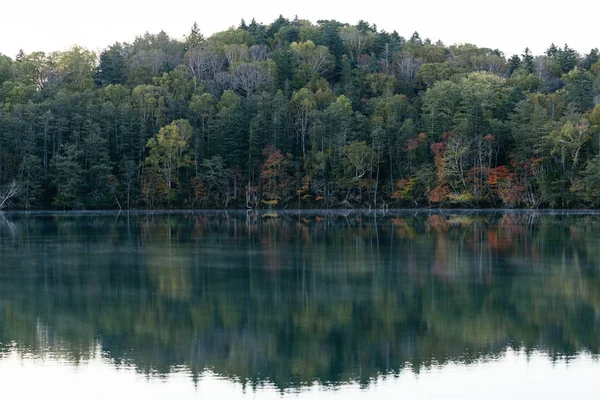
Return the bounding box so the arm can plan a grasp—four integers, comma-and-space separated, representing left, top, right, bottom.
0, 16, 599, 209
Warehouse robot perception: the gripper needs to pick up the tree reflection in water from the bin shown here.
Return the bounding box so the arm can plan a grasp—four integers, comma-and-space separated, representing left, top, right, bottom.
1, 210, 600, 390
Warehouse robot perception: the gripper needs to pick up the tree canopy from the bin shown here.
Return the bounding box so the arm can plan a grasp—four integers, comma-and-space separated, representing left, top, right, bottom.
1, 17, 599, 209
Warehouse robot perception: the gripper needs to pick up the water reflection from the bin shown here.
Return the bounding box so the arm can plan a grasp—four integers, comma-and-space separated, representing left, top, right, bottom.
1, 210, 600, 390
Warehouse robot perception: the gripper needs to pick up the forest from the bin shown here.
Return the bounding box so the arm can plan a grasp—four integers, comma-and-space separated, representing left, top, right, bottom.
0, 16, 599, 210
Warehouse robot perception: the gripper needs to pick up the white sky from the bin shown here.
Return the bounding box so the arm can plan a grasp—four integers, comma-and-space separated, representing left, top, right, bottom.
0, 0, 598, 58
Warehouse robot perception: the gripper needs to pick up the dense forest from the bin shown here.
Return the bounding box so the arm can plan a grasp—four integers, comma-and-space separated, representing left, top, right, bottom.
1, 16, 600, 210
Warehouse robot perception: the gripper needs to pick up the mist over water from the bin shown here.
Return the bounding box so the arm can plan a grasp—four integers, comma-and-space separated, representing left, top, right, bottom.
1, 210, 599, 397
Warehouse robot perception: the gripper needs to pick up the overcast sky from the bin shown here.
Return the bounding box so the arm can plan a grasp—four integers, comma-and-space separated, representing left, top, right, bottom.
1, 0, 598, 58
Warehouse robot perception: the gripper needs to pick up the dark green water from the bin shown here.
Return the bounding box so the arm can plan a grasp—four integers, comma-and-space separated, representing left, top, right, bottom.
1, 210, 600, 398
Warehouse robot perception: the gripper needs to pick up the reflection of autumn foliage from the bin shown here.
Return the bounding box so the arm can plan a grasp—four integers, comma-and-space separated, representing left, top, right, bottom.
391, 218, 416, 240
498, 214, 526, 241
433, 236, 449, 280
427, 215, 449, 233
487, 230, 512, 253
390, 218, 405, 226
7, 212, 600, 390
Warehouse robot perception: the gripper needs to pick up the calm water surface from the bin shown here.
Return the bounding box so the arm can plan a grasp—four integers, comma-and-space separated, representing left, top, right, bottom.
1, 210, 600, 398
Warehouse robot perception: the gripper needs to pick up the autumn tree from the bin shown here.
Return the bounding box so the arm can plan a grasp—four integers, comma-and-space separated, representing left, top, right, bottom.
260, 145, 294, 207
142, 119, 193, 206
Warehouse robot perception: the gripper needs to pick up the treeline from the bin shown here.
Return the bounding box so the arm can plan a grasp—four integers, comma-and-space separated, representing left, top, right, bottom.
0, 16, 600, 209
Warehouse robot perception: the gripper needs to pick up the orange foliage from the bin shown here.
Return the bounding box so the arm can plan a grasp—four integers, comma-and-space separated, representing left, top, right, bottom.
427, 215, 449, 233
428, 185, 449, 203
487, 165, 510, 187
391, 177, 417, 200
261, 145, 293, 204
407, 133, 428, 153
191, 176, 206, 204
487, 230, 512, 253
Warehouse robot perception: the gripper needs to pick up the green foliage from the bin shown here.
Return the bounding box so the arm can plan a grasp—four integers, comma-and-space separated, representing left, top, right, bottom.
0, 17, 598, 209
142, 119, 193, 206
95, 43, 127, 86
52, 143, 84, 209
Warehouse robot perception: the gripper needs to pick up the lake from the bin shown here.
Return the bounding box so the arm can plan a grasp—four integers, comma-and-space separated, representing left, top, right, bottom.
1, 210, 600, 399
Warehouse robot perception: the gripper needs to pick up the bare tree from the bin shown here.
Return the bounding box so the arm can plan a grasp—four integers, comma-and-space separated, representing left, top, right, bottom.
206, 71, 233, 98
223, 44, 249, 68
479, 55, 506, 75
339, 27, 373, 63
233, 63, 269, 97
395, 54, 423, 88
291, 41, 335, 76
0, 181, 20, 210
130, 49, 168, 75
249, 45, 269, 61
185, 48, 225, 84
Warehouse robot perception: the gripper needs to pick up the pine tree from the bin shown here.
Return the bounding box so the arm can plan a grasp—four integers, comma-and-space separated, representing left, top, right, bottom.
521, 47, 534, 73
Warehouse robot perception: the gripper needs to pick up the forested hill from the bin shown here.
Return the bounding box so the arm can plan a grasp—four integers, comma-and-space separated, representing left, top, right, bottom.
0, 17, 599, 210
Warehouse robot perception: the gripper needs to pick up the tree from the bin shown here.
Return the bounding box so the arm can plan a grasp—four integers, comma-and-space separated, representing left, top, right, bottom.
1, 16, 600, 211
292, 88, 316, 160
214, 90, 245, 168
290, 41, 335, 76
95, 43, 127, 86
0, 54, 13, 87
394, 54, 423, 93
232, 62, 269, 97
53, 46, 97, 91
200, 156, 235, 207
0, 181, 20, 210
83, 121, 116, 208
339, 26, 374, 64
508, 55, 521, 75
422, 80, 462, 138
340, 141, 377, 186
184, 47, 225, 86
52, 143, 84, 209
564, 69, 594, 112
189, 93, 215, 164
17, 155, 43, 209
142, 119, 193, 206
546, 118, 591, 184
582, 48, 600, 71
185, 22, 205, 50
260, 145, 294, 206
521, 48, 534, 73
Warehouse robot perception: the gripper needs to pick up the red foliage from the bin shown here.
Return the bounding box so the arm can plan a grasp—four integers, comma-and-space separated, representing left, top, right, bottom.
191, 176, 206, 202
488, 165, 510, 187
428, 185, 449, 203
261, 145, 293, 203
484, 134, 495, 143
407, 133, 428, 153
